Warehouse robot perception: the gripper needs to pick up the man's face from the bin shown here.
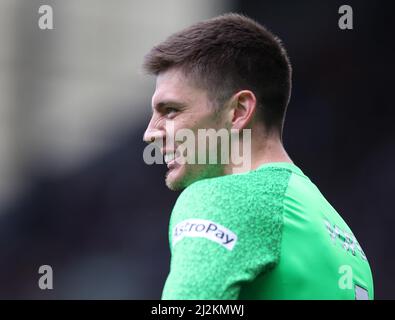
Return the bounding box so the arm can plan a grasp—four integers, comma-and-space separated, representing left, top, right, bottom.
144, 68, 230, 190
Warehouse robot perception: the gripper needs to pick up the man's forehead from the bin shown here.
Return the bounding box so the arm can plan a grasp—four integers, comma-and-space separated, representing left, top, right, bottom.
152, 80, 185, 107
151, 69, 205, 108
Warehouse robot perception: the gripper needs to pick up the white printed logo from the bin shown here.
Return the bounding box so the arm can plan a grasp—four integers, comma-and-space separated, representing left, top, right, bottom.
173, 219, 238, 250
355, 285, 369, 300
323, 219, 367, 260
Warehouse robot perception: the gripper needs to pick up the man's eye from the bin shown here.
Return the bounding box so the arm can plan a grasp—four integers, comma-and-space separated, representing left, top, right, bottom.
165, 108, 178, 115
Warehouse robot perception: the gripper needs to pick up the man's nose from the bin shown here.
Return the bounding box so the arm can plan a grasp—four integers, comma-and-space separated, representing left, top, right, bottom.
143, 118, 165, 143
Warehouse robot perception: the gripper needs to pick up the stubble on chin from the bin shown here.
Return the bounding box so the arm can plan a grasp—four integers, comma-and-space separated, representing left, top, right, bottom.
165, 163, 225, 191
165, 167, 185, 191
165, 164, 197, 191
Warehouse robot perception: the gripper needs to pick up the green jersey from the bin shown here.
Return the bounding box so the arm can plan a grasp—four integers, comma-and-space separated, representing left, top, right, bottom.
162, 162, 374, 300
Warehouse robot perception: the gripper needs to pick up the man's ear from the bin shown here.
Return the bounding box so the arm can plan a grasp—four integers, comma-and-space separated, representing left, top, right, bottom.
229, 90, 257, 130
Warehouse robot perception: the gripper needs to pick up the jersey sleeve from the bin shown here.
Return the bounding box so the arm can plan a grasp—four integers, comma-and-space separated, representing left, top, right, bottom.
161, 171, 287, 300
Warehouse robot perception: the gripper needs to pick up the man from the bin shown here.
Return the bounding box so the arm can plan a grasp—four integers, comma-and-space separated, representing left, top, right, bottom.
143, 13, 374, 299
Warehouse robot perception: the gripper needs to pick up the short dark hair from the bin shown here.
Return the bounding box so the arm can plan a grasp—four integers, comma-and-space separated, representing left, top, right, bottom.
143, 13, 292, 134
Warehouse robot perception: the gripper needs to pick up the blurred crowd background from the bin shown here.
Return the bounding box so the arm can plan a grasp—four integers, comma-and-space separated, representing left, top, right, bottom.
0, 0, 393, 299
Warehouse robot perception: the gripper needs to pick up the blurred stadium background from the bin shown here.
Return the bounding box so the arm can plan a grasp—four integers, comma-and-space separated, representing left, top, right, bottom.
0, 0, 393, 299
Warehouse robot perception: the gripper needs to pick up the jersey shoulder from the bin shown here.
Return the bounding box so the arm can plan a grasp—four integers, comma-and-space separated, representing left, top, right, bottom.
169, 166, 294, 249
174, 166, 293, 217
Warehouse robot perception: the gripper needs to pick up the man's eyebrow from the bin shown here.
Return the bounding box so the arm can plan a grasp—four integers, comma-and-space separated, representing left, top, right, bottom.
152, 101, 187, 112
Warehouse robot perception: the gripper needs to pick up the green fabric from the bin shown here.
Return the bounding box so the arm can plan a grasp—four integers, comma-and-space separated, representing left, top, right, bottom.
161, 162, 374, 300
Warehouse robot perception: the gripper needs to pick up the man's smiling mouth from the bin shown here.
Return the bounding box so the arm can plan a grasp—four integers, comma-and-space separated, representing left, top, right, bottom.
163, 151, 182, 169
164, 153, 176, 164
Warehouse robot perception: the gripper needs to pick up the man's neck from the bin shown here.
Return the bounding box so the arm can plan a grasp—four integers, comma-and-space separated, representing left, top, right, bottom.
224, 132, 293, 175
